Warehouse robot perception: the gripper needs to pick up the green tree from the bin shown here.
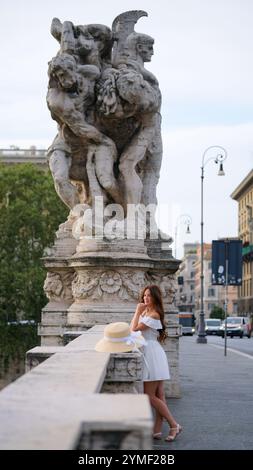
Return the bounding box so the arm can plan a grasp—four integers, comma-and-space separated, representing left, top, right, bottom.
0, 323, 38, 379
0, 163, 68, 323
210, 305, 225, 320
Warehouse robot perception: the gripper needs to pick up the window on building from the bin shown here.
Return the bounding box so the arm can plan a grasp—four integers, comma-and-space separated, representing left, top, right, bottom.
208, 288, 215, 297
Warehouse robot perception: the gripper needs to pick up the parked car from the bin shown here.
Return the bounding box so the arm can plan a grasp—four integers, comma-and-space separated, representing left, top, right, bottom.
205, 318, 222, 335
220, 316, 251, 338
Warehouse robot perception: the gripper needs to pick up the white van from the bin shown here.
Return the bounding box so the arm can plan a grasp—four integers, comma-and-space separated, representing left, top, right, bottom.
204, 318, 221, 335
220, 316, 250, 338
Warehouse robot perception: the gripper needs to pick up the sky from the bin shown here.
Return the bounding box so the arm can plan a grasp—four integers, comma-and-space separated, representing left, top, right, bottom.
0, 0, 253, 258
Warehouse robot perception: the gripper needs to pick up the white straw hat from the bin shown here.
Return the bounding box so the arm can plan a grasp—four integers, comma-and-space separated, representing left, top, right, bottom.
95, 322, 146, 353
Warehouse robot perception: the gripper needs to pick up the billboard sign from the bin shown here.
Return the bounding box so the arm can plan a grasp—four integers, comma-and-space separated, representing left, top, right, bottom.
212, 239, 242, 286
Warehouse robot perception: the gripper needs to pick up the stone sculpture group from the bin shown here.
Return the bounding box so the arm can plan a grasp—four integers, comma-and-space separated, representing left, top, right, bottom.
42, 13, 180, 399
46, 10, 162, 225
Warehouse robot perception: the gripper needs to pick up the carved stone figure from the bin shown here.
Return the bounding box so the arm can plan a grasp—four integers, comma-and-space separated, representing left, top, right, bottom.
47, 52, 121, 208
46, 10, 163, 220
44, 271, 74, 301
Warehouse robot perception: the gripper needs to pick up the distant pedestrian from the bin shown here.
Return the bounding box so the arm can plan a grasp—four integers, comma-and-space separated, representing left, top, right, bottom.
130, 284, 182, 442
249, 315, 253, 338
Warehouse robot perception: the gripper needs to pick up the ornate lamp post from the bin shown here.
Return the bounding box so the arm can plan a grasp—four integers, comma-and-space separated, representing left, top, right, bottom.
174, 214, 192, 258
197, 146, 227, 344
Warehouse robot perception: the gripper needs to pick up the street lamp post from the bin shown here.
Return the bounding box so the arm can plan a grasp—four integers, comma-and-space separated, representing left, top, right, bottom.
174, 214, 192, 258
197, 146, 227, 344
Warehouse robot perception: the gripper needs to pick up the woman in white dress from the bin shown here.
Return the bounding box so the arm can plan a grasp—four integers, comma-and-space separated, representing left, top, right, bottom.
130, 284, 182, 442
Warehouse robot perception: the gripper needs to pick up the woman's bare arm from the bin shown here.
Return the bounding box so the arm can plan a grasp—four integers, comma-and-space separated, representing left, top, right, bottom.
130, 303, 146, 330
131, 322, 149, 332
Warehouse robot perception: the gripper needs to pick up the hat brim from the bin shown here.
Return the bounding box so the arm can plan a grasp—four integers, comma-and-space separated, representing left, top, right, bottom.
95, 339, 139, 353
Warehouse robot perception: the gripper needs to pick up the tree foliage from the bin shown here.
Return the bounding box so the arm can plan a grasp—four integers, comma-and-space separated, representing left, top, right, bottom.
210, 305, 225, 320
0, 163, 68, 323
0, 323, 38, 378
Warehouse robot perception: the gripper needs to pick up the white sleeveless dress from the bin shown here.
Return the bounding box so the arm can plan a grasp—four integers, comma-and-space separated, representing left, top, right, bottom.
139, 315, 170, 382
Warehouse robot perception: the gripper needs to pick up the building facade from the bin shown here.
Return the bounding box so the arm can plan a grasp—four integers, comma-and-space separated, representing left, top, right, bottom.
176, 243, 197, 313
231, 169, 253, 314
194, 243, 220, 320
194, 243, 238, 321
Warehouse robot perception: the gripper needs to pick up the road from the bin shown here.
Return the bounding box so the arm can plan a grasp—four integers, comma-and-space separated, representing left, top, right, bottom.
195, 333, 253, 357
155, 334, 253, 450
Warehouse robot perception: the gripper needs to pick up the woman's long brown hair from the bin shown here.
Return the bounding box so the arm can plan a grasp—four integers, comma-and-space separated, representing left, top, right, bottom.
140, 284, 167, 343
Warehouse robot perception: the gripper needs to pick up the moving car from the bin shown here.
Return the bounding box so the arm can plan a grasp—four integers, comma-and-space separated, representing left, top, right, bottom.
204, 318, 222, 335
220, 316, 251, 338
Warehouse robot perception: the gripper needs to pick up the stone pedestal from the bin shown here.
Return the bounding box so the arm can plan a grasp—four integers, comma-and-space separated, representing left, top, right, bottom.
41, 254, 179, 335
40, 233, 181, 396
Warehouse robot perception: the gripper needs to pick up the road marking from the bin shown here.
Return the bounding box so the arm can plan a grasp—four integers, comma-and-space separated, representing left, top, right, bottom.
210, 343, 253, 360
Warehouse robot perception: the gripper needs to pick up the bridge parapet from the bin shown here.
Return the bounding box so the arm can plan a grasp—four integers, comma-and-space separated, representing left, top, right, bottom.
0, 325, 152, 449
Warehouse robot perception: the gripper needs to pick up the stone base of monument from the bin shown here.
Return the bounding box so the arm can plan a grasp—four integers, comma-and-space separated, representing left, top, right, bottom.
163, 321, 181, 398
40, 236, 181, 397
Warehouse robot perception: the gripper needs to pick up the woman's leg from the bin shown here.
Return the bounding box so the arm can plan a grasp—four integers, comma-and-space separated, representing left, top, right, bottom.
144, 381, 182, 440
144, 381, 177, 428
153, 381, 165, 434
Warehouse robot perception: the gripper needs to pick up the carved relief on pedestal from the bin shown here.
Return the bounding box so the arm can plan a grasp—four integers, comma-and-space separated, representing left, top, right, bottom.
119, 271, 146, 300
72, 269, 146, 301
146, 272, 176, 305
44, 271, 75, 301
72, 272, 101, 300
100, 271, 122, 293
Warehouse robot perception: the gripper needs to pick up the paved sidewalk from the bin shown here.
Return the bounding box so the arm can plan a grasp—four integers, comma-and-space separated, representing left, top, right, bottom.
154, 336, 253, 450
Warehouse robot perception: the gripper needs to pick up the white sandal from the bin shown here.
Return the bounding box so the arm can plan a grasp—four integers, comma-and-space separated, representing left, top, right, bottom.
165, 424, 182, 442
153, 432, 162, 440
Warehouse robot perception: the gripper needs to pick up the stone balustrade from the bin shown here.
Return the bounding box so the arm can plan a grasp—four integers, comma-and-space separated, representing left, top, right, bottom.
0, 325, 152, 449
26, 325, 144, 393
33, 320, 181, 397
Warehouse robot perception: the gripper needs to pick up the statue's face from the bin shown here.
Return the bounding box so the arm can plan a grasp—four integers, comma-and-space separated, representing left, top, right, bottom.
56, 66, 76, 89
137, 42, 154, 62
